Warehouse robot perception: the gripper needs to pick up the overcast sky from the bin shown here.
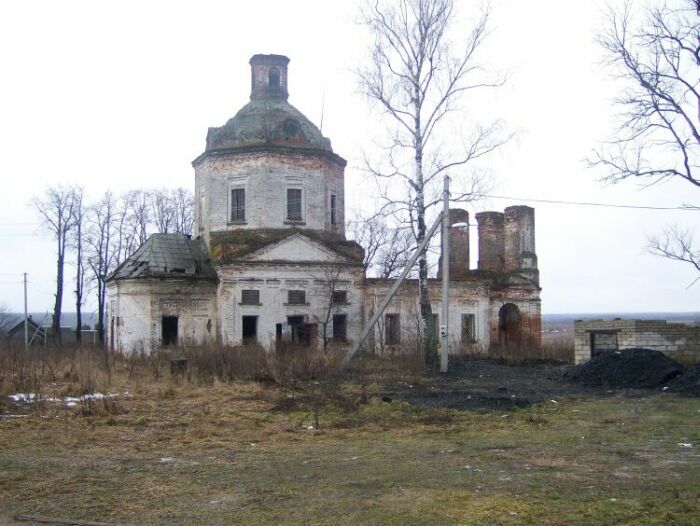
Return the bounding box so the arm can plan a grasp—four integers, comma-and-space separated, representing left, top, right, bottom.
0, 0, 697, 315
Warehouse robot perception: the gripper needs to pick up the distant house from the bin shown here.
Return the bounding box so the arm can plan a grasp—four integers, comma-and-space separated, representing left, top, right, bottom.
3, 316, 98, 347
6, 317, 47, 347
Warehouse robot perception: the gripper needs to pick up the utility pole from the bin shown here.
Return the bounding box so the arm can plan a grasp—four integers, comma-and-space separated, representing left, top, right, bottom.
23, 272, 28, 350
440, 176, 450, 373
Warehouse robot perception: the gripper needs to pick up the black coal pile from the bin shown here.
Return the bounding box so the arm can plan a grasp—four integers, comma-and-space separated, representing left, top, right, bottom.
564, 348, 685, 389
670, 364, 700, 396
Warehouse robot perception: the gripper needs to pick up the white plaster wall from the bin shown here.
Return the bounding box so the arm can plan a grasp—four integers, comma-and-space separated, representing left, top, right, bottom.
364, 281, 493, 354
216, 262, 365, 351
194, 151, 345, 244
107, 279, 217, 353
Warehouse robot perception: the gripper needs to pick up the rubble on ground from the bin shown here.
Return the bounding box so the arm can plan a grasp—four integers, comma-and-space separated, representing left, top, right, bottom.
563, 348, 685, 389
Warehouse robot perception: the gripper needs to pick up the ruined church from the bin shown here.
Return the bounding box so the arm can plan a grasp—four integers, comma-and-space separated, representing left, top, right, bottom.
106, 54, 541, 356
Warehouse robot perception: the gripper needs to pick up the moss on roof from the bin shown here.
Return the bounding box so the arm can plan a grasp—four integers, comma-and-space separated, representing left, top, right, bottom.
210, 229, 364, 264
205, 98, 333, 154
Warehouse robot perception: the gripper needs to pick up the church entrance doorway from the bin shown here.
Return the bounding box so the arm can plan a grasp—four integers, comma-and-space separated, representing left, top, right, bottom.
242, 315, 258, 344
287, 316, 317, 347
498, 303, 520, 348
162, 316, 178, 346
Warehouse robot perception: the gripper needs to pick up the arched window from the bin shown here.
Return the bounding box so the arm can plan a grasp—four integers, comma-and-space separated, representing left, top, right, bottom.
268, 68, 280, 90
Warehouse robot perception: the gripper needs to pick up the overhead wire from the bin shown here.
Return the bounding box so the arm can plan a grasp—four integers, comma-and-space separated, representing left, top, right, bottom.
480, 194, 697, 211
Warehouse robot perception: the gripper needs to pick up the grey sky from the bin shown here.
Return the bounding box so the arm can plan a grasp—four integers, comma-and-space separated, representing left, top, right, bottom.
0, 0, 697, 314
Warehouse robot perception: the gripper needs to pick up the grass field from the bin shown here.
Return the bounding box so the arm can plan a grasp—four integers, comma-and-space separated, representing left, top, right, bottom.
1, 351, 699, 525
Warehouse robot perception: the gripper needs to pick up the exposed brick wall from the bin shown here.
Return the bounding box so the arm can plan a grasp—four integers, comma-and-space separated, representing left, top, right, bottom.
366, 278, 541, 356
475, 211, 504, 272
504, 206, 537, 272
437, 208, 470, 279
574, 319, 700, 365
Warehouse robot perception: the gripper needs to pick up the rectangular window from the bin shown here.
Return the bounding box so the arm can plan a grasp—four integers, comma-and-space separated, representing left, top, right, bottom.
231, 188, 245, 221
241, 289, 260, 305
462, 314, 476, 343
287, 188, 302, 221
199, 190, 205, 231
242, 316, 258, 344
333, 314, 347, 342
287, 290, 306, 305
385, 314, 400, 345
332, 290, 347, 304
330, 194, 337, 225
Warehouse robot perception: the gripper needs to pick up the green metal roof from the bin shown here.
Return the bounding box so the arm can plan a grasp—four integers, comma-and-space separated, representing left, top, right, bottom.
204, 98, 333, 154
107, 234, 217, 281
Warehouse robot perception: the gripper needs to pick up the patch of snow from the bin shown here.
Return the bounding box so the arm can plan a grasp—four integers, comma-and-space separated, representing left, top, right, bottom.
678, 443, 693, 448
9, 392, 117, 406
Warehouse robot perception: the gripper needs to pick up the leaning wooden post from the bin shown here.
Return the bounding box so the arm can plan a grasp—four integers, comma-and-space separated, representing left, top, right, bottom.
341, 211, 444, 368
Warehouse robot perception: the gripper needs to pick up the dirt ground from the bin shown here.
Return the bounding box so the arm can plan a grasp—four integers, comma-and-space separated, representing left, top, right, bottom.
1, 355, 699, 525
384, 358, 599, 411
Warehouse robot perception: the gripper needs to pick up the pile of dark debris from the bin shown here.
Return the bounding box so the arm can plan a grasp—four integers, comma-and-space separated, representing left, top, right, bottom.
564, 348, 700, 396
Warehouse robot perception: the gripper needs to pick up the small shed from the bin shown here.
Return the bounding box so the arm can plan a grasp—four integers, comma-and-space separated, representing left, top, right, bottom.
6, 317, 47, 347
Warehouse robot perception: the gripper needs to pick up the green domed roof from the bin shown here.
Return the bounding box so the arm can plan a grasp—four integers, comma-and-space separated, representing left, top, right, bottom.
205, 98, 333, 153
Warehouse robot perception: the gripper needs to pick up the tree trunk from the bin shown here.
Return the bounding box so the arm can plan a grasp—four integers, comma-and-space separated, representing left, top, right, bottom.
414, 106, 435, 369
53, 238, 64, 345
97, 280, 105, 345
75, 221, 82, 343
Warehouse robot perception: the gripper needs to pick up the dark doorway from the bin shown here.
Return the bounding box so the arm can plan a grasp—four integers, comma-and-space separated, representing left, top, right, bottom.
242, 316, 258, 344
287, 315, 316, 346
333, 314, 347, 342
385, 314, 400, 345
498, 303, 520, 348
162, 316, 178, 346
589, 330, 619, 357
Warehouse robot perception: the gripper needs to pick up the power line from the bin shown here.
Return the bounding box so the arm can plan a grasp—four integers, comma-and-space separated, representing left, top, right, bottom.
482, 194, 697, 211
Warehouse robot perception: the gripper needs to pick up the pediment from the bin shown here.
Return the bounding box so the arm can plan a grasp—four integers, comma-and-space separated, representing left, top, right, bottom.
243, 233, 347, 263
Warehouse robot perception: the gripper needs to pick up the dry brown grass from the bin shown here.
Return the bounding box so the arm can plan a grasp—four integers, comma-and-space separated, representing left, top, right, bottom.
1, 342, 699, 525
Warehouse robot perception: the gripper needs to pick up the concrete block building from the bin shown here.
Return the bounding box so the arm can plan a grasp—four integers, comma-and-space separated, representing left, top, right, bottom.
106, 54, 542, 357
574, 319, 700, 365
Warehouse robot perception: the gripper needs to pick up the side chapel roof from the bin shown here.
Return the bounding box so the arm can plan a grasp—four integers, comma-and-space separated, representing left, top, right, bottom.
107, 234, 217, 281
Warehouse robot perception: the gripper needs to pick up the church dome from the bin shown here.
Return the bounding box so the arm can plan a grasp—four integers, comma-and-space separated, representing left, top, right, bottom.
204, 54, 333, 154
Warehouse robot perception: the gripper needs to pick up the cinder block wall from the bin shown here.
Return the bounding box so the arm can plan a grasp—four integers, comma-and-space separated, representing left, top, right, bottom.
574, 319, 700, 365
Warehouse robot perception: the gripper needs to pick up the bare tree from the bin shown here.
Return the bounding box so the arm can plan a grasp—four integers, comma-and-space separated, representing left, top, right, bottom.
148, 188, 194, 236
590, 0, 699, 275
150, 189, 176, 234
648, 226, 700, 286
311, 266, 344, 353
591, 0, 698, 187
0, 303, 14, 336
124, 189, 151, 246
33, 185, 78, 344
86, 191, 117, 344
348, 214, 415, 278
69, 186, 86, 342
172, 187, 195, 236
358, 0, 508, 366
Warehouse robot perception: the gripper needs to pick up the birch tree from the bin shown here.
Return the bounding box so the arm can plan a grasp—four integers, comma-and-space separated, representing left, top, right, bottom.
359, 0, 508, 366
